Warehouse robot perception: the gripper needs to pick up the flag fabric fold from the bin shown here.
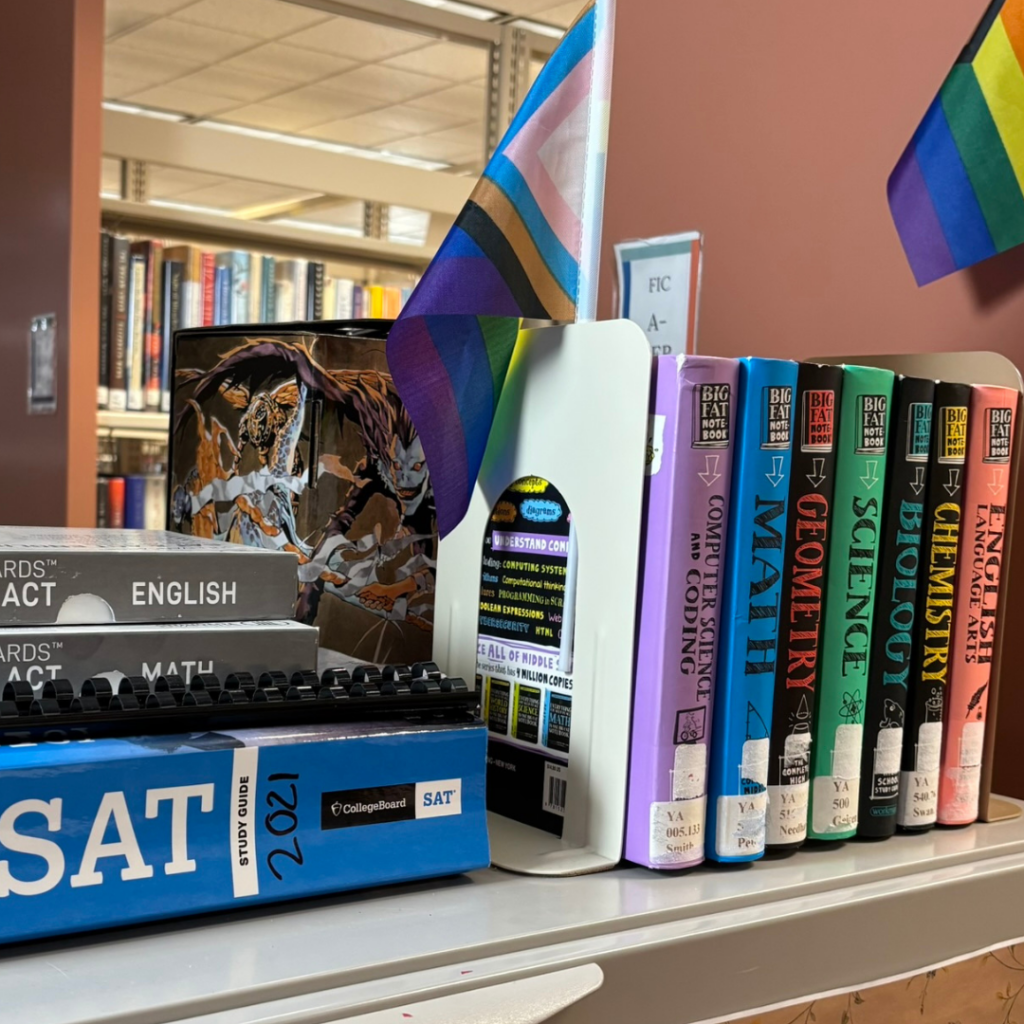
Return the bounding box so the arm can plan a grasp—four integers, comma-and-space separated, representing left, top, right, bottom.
890, 0, 1024, 285
387, 0, 614, 537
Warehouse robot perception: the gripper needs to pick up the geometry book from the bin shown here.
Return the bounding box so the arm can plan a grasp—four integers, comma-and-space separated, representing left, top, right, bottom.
807, 364, 894, 841
938, 385, 1017, 825
705, 357, 797, 862
858, 376, 934, 838
765, 362, 842, 851
896, 381, 971, 831
626, 354, 737, 868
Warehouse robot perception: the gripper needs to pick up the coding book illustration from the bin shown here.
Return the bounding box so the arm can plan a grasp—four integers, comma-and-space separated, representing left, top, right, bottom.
169, 323, 437, 668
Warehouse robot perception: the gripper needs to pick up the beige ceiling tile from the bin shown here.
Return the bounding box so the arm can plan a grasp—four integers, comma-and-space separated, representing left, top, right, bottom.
221, 43, 357, 85
493, 0, 569, 13
304, 118, 407, 148
352, 103, 467, 135
535, 1, 586, 27
322, 65, 447, 104
173, 0, 331, 39
105, 42, 202, 86
283, 15, 431, 62
389, 135, 476, 164
105, 0, 195, 37
166, 66, 283, 103
125, 83, 235, 117
382, 41, 489, 83
104, 73, 150, 100
116, 18, 260, 62
408, 83, 486, 121
224, 84, 375, 132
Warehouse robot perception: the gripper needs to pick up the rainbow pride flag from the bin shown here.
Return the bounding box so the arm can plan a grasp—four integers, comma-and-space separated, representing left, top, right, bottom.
890, 0, 1024, 285
387, 0, 614, 537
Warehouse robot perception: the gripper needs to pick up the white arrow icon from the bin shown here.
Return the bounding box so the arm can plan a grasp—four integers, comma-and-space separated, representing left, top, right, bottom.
698, 454, 721, 487
988, 466, 1006, 496
860, 460, 879, 489
909, 465, 925, 496
943, 468, 962, 496
766, 456, 785, 488
806, 457, 826, 489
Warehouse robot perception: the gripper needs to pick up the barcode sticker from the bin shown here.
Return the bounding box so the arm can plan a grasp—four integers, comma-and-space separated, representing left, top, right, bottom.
543, 761, 567, 816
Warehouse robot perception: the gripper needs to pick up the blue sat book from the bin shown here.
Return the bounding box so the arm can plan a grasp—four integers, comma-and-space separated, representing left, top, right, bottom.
0, 719, 489, 943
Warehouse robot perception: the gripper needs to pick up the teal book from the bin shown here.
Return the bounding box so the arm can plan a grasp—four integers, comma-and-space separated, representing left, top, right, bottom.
807, 364, 894, 840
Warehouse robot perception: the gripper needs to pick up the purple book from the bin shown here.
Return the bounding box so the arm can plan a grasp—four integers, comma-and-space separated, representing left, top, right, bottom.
625, 354, 738, 868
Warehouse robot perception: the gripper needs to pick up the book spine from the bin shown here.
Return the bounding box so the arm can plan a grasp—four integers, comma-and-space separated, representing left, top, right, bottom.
353, 284, 364, 319
232, 251, 250, 324
705, 357, 797, 862
293, 261, 308, 320
249, 252, 263, 324
896, 381, 971, 830
96, 479, 109, 529
126, 253, 147, 411
275, 262, 295, 322
261, 256, 275, 322
108, 238, 130, 411
626, 356, 737, 869
201, 253, 215, 327
161, 261, 183, 415
336, 278, 354, 319
308, 262, 324, 320
369, 284, 384, 318
858, 376, 935, 838
107, 477, 125, 529
807, 365, 893, 840
937, 386, 1017, 825
125, 476, 147, 529
146, 244, 163, 409
215, 265, 232, 326
765, 363, 843, 850
98, 232, 112, 408
323, 277, 336, 322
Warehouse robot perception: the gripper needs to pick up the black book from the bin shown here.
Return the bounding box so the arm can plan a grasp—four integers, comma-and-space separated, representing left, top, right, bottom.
108, 236, 130, 411
98, 232, 112, 408
161, 259, 184, 413
858, 376, 935, 838
95, 478, 109, 530
765, 362, 842, 851
896, 380, 970, 832
308, 261, 325, 320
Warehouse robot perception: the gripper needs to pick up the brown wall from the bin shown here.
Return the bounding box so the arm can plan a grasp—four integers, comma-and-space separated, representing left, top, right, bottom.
0, 0, 101, 527
601, 0, 1024, 797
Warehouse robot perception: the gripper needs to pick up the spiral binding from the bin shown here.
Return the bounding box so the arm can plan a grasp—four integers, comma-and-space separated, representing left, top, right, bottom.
0, 662, 479, 743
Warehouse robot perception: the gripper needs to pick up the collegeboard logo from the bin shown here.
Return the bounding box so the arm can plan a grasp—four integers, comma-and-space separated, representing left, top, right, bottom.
760, 386, 792, 450
938, 405, 968, 464
906, 402, 932, 462
692, 383, 731, 449
800, 389, 835, 452
855, 395, 888, 454
985, 407, 1013, 463
321, 780, 462, 830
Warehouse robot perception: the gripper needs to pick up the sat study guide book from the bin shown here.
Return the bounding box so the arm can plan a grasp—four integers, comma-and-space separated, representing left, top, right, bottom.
938, 386, 1017, 825
626, 354, 737, 869
858, 376, 934, 838
807, 364, 894, 841
764, 362, 842, 851
0, 719, 488, 945
705, 357, 797, 862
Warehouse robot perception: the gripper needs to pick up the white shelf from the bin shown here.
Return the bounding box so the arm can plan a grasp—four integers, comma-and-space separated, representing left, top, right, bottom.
96, 409, 169, 442
8, 799, 1024, 1024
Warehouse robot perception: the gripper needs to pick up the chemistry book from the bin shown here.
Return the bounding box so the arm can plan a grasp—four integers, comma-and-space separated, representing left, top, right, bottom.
98, 231, 112, 408
857, 376, 934, 839
625, 354, 737, 869
108, 235, 131, 412
0, 619, 316, 693
764, 362, 842, 851
938, 386, 1017, 825
807, 364, 894, 841
704, 357, 797, 862
0, 717, 488, 945
896, 381, 970, 831
0, 527, 299, 626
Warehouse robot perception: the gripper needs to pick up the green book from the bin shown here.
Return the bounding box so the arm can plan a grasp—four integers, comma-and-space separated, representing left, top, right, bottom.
807, 364, 895, 840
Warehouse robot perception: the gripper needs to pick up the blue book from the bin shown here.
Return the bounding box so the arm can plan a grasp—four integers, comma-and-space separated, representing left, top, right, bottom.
0, 719, 488, 944
261, 255, 276, 322
231, 251, 251, 324
213, 263, 232, 325
124, 474, 147, 529
705, 357, 798, 862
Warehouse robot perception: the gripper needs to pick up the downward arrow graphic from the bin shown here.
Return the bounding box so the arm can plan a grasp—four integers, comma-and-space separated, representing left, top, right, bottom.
698, 454, 721, 487
988, 466, 1006, 496
909, 465, 925, 496
860, 460, 879, 489
806, 457, 826, 489
944, 467, 962, 496
766, 456, 785, 488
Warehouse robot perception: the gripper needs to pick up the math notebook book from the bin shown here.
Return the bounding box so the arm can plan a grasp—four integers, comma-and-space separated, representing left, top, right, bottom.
705, 357, 797, 863
807, 364, 893, 841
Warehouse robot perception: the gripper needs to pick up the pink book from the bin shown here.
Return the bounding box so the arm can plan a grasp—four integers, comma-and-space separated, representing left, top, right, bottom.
937, 385, 1017, 825
201, 252, 215, 327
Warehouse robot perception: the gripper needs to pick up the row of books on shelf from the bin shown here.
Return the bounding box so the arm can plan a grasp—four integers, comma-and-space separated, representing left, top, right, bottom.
97, 230, 415, 414
96, 475, 166, 530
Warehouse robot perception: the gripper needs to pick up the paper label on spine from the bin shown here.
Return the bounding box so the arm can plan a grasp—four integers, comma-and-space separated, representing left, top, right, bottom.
230, 747, 259, 898
650, 797, 705, 865
812, 723, 862, 835
672, 742, 706, 800
870, 727, 903, 801
897, 722, 942, 826
766, 782, 809, 846
942, 766, 981, 821
961, 721, 985, 767
716, 738, 768, 858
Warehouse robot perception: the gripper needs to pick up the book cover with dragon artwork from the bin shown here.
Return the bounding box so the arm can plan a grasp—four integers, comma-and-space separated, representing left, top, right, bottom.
168, 322, 437, 670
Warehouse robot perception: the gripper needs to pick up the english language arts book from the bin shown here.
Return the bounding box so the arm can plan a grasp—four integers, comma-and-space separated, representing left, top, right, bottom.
858, 376, 934, 838
938, 385, 1017, 825
0, 718, 488, 944
896, 381, 971, 831
0, 528, 298, 626
807, 364, 893, 841
626, 354, 738, 869
0, 620, 316, 693
765, 362, 842, 851
705, 357, 797, 862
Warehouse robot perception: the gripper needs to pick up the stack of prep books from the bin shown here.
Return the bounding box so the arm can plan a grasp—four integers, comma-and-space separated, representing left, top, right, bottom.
625, 357, 1017, 869
97, 230, 415, 414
